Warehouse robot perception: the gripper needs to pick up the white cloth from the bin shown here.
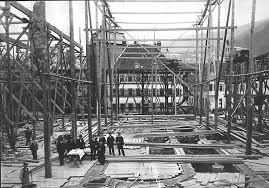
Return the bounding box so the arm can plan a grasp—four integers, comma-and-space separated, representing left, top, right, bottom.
67, 149, 85, 159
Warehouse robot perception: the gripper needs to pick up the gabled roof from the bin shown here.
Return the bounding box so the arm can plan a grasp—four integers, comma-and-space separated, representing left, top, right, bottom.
117, 44, 195, 73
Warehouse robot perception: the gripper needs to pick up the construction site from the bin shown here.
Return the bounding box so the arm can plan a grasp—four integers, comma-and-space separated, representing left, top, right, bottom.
1, 0, 269, 187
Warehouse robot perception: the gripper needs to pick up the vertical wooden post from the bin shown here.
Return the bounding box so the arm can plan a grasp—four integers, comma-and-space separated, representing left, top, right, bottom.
257, 76, 263, 132
155, 66, 158, 114
85, 0, 92, 141
227, 0, 235, 144
102, 4, 108, 126
5, 1, 16, 150
174, 74, 177, 115
199, 26, 203, 124
69, 0, 77, 139
214, 0, 221, 130
113, 27, 119, 120
30, 16, 37, 138
194, 26, 199, 119
33, 1, 52, 178
246, 0, 256, 155
206, 4, 212, 129
60, 32, 65, 129
151, 60, 154, 123
106, 20, 114, 125
141, 70, 145, 114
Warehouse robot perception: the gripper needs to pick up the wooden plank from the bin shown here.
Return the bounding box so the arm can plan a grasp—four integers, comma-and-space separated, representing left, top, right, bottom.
125, 142, 237, 149
118, 114, 195, 119
106, 156, 243, 164
102, 123, 198, 129
132, 130, 219, 138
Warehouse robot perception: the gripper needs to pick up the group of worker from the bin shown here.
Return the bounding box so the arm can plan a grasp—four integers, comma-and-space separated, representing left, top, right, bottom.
89, 132, 125, 165
56, 134, 86, 166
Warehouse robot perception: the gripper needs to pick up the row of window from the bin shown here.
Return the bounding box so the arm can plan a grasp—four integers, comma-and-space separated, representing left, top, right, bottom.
209, 82, 263, 93
113, 102, 185, 112
119, 74, 183, 83
115, 88, 184, 97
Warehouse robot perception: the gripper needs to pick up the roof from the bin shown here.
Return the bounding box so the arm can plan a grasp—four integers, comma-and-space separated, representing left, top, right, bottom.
117, 44, 195, 73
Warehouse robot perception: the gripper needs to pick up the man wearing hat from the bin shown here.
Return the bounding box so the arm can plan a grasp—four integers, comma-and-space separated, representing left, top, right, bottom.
19, 162, 30, 186
116, 132, 125, 156
107, 132, 115, 156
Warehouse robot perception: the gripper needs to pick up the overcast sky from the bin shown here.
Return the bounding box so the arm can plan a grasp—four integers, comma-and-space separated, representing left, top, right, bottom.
4, 0, 269, 50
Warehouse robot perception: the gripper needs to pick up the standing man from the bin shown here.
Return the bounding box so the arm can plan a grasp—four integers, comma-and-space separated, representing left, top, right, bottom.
99, 134, 106, 145
25, 127, 32, 146
29, 137, 38, 160
76, 135, 85, 149
90, 135, 98, 160
56, 135, 66, 166
19, 162, 30, 186
116, 132, 125, 156
97, 140, 106, 165
107, 132, 115, 156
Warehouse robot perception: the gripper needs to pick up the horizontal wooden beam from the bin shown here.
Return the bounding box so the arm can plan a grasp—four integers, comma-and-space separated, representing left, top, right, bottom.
117, 21, 196, 24
119, 114, 195, 119
125, 142, 238, 149
98, 0, 207, 2
132, 130, 219, 138
112, 52, 204, 55
86, 26, 237, 32
106, 156, 243, 164
45, 73, 93, 84
103, 123, 197, 129
97, 38, 222, 42
107, 46, 212, 49
112, 11, 202, 14
0, 33, 28, 49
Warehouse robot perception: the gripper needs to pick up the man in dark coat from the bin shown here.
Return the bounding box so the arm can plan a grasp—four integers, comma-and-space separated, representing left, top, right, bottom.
90, 135, 98, 160
116, 132, 125, 156
20, 162, 30, 186
76, 135, 85, 149
99, 134, 106, 145
25, 127, 32, 146
56, 135, 66, 166
29, 137, 38, 160
97, 141, 106, 165
107, 132, 115, 156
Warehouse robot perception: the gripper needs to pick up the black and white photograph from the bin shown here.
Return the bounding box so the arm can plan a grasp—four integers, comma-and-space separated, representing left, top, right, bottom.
1, 0, 269, 187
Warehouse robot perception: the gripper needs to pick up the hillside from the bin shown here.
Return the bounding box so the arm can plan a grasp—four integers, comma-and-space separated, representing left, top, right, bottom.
163, 18, 269, 59
235, 18, 269, 56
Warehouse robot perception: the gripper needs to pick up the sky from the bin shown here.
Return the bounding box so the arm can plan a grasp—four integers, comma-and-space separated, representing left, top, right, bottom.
2, 0, 269, 50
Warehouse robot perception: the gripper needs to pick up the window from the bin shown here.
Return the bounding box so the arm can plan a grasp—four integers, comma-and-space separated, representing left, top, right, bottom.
209, 84, 214, 91
120, 75, 124, 82
124, 89, 128, 96
168, 89, 172, 95
128, 75, 133, 82
144, 75, 148, 82
120, 104, 125, 112
153, 88, 156, 96
160, 89, 164, 96
219, 98, 223, 108
136, 88, 141, 96
160, 103, 164, 110
157, 89, 160, 96
129, 89, 133, 96
136, 104, 141, 112
144, 88, 148, 96
219, 84, 224, 91
148, 89, 152, 96
120, 88, 124, 96
128, 103, 133, 111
